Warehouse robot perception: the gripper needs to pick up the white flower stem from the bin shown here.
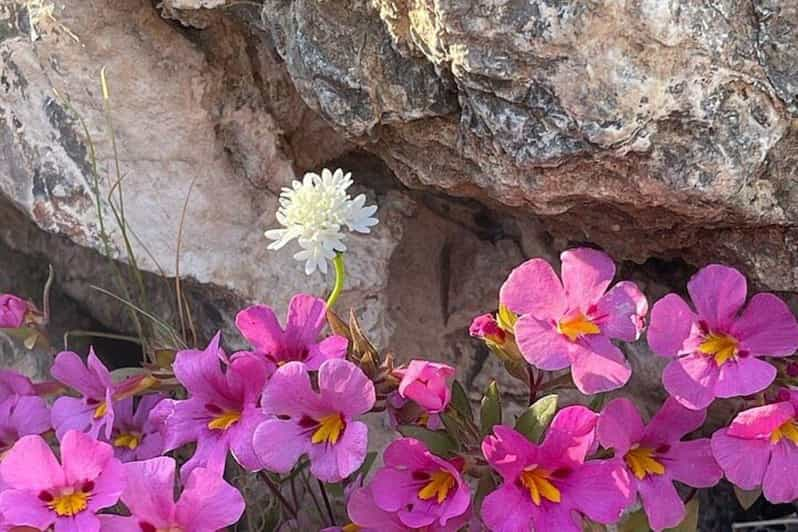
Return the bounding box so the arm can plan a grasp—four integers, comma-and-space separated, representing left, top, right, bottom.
326, 253, 346, 308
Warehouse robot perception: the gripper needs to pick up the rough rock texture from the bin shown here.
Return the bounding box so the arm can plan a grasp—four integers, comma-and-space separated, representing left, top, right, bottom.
262, 0, 798, 292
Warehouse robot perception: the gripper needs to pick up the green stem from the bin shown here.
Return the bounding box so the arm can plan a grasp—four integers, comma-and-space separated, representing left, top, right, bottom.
325, 253, 345, 308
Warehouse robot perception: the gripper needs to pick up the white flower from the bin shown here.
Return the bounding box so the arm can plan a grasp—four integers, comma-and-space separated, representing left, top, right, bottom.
265, 168, 379, 275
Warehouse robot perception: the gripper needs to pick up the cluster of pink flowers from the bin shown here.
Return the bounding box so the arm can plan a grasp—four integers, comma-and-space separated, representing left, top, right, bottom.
1, 247, 798, 530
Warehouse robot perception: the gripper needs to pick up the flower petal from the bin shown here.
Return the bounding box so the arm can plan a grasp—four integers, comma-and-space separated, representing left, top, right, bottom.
172, 335, 229, 403
637, 474, 685, 531
565, 459, 633, 524
569, 335, 631, 395
481, 483, 537, 532
120, 456, 176, 523
499, 258, 566, 319
305, 335, 348, 370
731, 293, 798, 357
253, 419, 307, 474
235, 304, 284, 354
51, 351, 105, 399
647, 294, 697, 358
175, 467, 246, 530
593, 281, 648, 341
561, 247, 616, 311
318, 359, 375, 417
541, 406, 598, 468
261, 362, 324, 418
762, 441, 798, 503
284, 294, 327, 348
514, 315, 572, 371
347, 487, 407, 532
0, 434, 64, 490
0, 489, 54, 530
370, 467, 424, 513
61, 430, 115, 485
482, 425, 538, 481
714, 356, 776, 399
662, 354, 717, 410
597, 398, 644, 455
726, 402, 795, 439
229, 407, 268, 471
687, 264, 747, 331
307, 420, 369, 482
711, 429, 771, 490
663, 439, 722, 488
51, 397, 94, 439
642, 397, 707, 446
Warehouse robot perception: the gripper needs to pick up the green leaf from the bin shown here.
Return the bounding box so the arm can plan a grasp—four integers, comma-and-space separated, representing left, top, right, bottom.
666, 498, 699, 532
474, 471, 497, 513
450, 380, 473, 420
480, 380, 502, 435
515, 394, 558, 442
354, 451, 378, 481
398, 425, 458, 457
619, 509, 650, 532
733, 486, 761, 511
439, 410, 473, 448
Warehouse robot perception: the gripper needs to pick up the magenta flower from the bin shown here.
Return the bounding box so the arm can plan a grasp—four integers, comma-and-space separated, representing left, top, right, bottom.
0, 394, 50, 459
253, 358, 375, 482
397, 361, 455, 414
711, 389, 798, 503
342, 485, 470, 532
0, 294, 27, 329
98, 456, 245, 532
109, 395, 165, 462
370, 438, 470, 529
648, 265, 798, 410
151, 333, 268, 479
0, 370, 37, 402
481, 406, 632, 532
501, 248, 647, 394
597, 398, 721, 530
0, 430, 125, 531
51, 349, 117, 439
469, 314, 506, 345
235, 293, 348, 372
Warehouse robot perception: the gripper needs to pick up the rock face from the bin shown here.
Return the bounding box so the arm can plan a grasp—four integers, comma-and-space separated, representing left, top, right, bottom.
1, 1, 797, 407
262, 0, 798, 291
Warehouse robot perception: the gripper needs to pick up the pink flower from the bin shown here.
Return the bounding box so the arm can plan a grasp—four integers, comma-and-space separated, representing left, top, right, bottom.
597, 398, 721, 530
98, 456, 245, 532
0, 370, 37, 402
648, 265, 798, 410
386, 392, 442, 431
711, 389, 798, 503
0, 430, 125, 531
501, 248, 647, 394
370, 438, 470, 529
253, 359, 376, 482
481, 406, 632, 532
109, 395, 165, 462
342, 485, 470, 532
235, 293, 348, 373
51, 349, 117, 439
397, 361, 454, 414
151, 333, 268, 479
0, 295, 27, 329
0, 394, 50, 459
469, 314, 506, 345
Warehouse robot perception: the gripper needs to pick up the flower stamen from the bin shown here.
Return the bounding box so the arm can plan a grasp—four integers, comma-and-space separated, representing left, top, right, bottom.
113, 432, 142, 450
207, 410, 242, 431
624, 446, 665, 480
519, 467, 561, 506
770, 420, 798, 445
48, 487, 89, 517
698, 332, 739, 366
311, 413, 345, 445
557, 313, 600, 342
417, 470, 456, 504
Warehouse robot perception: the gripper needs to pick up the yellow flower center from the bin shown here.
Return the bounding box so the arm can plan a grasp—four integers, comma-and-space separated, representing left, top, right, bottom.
698, 332, 739, 366
341, 524, 360, 532
519, 467, 561, 506
93, 401, 108, 419
770, 420, 798, 445
557, 313, 600, 342
417, 470, 456, 504
207, 410, 242, 431
311, 413, 345, 445
49, 488, 89, 517
625, 446, 665, 480
113, 432, 141, 450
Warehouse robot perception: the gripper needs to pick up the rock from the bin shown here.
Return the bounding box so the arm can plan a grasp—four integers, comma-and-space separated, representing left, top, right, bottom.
261, 0, 798, 291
